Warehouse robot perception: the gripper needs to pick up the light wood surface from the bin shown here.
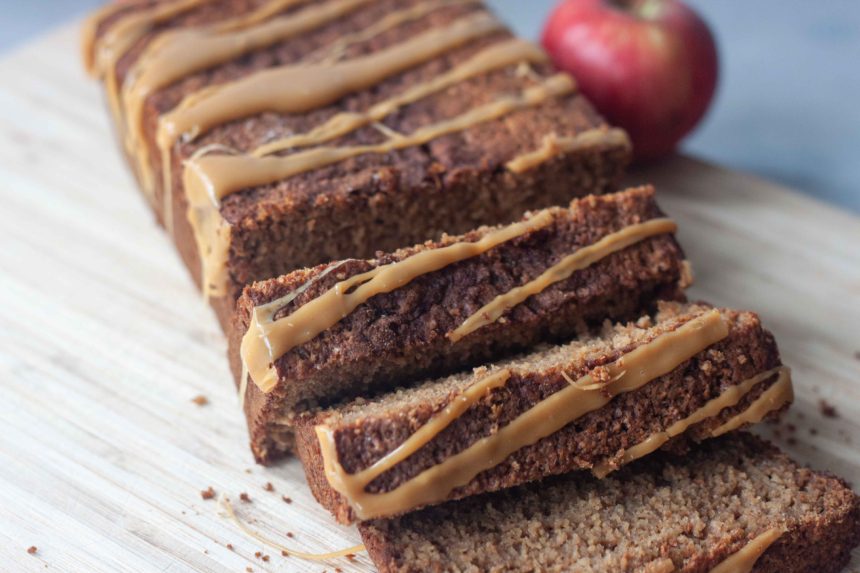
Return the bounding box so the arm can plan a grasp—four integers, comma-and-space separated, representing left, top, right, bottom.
0, 24, 858, 573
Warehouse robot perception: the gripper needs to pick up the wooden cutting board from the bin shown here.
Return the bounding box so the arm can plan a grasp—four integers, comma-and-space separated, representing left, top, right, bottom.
0, 24, 858, 573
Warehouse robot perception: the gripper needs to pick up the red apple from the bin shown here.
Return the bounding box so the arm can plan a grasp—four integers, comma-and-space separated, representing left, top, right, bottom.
542, 0, 718, 161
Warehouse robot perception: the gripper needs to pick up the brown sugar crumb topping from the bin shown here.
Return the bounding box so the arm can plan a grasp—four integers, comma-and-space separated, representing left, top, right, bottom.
200, 486, 216, 500
226, 543, 234, 551
240, 492, 252, 503
264, 482, 274, 492
282, 495, 293, 504
27, 546, 38, 555
819, 399, 839, 419
191, 395, 209, 406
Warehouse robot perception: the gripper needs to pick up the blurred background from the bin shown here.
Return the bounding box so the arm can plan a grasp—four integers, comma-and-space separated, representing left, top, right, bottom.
1, 0, 858, 211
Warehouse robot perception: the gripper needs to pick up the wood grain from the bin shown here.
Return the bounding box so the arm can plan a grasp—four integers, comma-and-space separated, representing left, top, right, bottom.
0, 24, 858, 573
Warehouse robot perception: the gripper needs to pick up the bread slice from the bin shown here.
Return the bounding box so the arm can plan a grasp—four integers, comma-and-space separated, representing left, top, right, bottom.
296, 302, 788, 523
231, 186, 689, 463
359, 433, 860, 573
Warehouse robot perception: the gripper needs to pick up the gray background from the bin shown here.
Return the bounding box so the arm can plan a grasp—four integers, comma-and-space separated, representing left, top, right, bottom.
2, 0, 858, 212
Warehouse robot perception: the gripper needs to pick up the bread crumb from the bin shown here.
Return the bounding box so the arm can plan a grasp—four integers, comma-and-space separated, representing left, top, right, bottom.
819, 400, 839, 419
27, 546, 38, 555
240, 492, 252, 503
255, 551, 270, 561
264, 482, 274, 492
246, 568, 253, 573
287, 532, 294, 538
226, 543, 234, 551
281, 550, 288, 557
282, 495, 293, 504
200, 487, 216, 500
191, 395, 209, 406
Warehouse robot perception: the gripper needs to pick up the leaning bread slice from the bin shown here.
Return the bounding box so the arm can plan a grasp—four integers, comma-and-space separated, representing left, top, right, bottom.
232, 186, 689, 463
359, 433, 860, 573
295, 302, 789, 523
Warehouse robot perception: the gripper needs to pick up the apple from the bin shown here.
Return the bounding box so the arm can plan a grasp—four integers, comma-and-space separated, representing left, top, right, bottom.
542, 0, 718, 161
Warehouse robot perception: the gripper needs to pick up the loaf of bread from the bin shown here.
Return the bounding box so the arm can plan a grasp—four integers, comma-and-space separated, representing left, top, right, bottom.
296, 302, 789, 523
359, 433, 860, 573
83, 0, 631, 329
231, 187, 689, 462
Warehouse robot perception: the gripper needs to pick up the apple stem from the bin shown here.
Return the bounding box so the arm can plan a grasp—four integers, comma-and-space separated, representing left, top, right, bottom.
611, 0, 666, 20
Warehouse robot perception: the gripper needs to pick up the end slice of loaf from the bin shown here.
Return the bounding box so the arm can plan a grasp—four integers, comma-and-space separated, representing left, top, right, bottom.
359, 433, 860, 573
232, 186, 689, 463
296, 301, 787, 523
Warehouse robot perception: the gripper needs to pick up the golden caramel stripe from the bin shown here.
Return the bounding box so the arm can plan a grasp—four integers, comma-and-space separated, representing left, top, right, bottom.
95, 0, 208, 144
449, 218, 678, 343
592, 367, 791, 478
710, 529, 783, 573
188, 74, 574, 299
506, 129, 631, 173
81, 1, 138, 76
124, 0, 375, 201
157, 11, 504, 149
92, 0, 209, 79
148, 0, 487, 233
252, 39, 548, 157
711, 373, 794, 437
214, 0, 310, 32
316, 310, 729, 520
187, 74, 573, 204
332, 369, 512, 487
305, 0, 482, 64
241, 210, 557, 393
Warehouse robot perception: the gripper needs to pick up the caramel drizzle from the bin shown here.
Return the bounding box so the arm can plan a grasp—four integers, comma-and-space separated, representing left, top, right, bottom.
241, 210, 557, 393
592, 367, 792, 478
93, 0, 209, 142
710, 529, 783, 573
157, 11, 504, 150
250, 38, 547, 157
125, 0, 376, 200
316, 309, 729, 520
186, 74, 573, 205
220, 495, 366, 560
449, 218, 678, 342
507, 129, 632, 173
81, 1, 139, 76
161, 33, 538, 236
711, 371, 794, 437
308, 0, 483, 65
189, 75, 574, 299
